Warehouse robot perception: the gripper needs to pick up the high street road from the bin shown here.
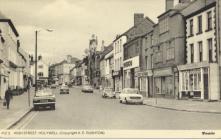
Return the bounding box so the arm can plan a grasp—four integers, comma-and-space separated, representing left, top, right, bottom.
11, 87, 221, 130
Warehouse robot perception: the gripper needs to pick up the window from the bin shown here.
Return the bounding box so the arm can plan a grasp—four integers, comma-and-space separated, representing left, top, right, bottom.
198, 41, 203, 62
135, 42, 139, 54
115, 43, 117, 54
197, 15, 202, 34
189, 19, 194, 36
38, 72, 43, 77
145, 56, 148, 69
156, 51, 163, 63
190, 44, 194, 63
159, 17, 169, 34
208, 38, 213, 62
166, 47, 174, 60
150, 34, 153, 46
207, 11, 212, 31
150, 54, 153, 68
38, 65, 43, 69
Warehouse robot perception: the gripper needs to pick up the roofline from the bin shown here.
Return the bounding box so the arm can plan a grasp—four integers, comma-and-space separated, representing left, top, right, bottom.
185, 1, 216, 19
0, 19, 19, 37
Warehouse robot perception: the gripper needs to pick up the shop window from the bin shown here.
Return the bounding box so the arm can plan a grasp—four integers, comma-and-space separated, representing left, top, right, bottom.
154, 77, 161, 94
140, 77, 147, 91
189, 73, 194, 91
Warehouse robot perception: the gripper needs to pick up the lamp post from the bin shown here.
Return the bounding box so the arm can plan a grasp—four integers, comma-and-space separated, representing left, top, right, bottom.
35, 29, 53, 95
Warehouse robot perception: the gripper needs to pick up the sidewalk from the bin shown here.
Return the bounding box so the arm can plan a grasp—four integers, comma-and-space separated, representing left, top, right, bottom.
0, 89, 34, 129
144, 97, 221, 114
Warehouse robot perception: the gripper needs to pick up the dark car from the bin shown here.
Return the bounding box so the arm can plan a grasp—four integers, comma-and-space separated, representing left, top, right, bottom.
60, 85, 69, 94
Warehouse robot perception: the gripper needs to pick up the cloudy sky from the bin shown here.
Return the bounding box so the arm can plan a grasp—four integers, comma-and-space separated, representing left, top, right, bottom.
0, 0, 165, 64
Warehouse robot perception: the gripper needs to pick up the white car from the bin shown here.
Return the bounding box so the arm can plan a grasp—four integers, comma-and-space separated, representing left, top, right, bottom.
33, 89, 56, 110
102, 87, 115, 98
82, 85, 93, 93
119, 88, 143, 104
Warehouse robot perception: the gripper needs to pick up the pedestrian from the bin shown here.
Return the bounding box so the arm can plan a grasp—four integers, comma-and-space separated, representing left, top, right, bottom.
5, 87, 12, 109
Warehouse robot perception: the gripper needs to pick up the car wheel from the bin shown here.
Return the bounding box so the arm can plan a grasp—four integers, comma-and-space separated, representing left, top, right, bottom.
51, 105, 55, 110
125, 98, 128, 104
140, 102, 144, 105
119, 100, 122, 103
34, 105, 38, 111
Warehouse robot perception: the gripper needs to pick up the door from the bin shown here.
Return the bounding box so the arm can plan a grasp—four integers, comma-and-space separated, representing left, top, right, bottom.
204, 74, 208, 99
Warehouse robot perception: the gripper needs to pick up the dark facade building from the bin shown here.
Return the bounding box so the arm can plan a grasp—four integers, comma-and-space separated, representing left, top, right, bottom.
123, 13, 155, 91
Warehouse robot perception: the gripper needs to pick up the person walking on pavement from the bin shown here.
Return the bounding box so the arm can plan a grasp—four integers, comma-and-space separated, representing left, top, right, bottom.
5, 87, 12, 109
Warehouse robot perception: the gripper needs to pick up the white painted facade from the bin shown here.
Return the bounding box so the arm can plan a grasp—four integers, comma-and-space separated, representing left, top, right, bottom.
186, 6, 216, 63
104, 50, 113, 88
113, 36, 126, 92
178, 4, 220, 100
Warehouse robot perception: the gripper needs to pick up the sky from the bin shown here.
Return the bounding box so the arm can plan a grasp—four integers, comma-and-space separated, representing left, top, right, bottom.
0, 0, 165, 64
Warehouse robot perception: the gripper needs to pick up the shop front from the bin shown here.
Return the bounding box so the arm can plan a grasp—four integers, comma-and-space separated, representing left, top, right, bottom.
178, 63, 220, 101
112, 68, 123, 92
153, 67, 175, 98
137, 70, 153, 97
123, 56, 139, 89
0, 65, 9, 99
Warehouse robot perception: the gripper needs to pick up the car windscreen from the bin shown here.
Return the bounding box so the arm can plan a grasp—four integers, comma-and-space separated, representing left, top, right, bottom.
36, 91, 53, 97
104, 89, 112, 92
124, 89, 139, 94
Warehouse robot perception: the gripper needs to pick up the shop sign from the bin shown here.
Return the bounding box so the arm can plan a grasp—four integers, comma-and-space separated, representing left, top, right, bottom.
112, 71, 120, 77
123, 56, 139, 70
137, 70, 153, 77
154, 68, 173, 77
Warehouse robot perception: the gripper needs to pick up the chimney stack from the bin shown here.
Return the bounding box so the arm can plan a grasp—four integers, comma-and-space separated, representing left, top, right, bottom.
166, 0, 174, 11
101, 40, 105, 51
134, 13, 144, 26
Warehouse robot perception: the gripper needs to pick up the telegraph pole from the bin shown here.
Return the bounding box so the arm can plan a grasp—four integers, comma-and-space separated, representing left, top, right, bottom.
35, 30, 38, 95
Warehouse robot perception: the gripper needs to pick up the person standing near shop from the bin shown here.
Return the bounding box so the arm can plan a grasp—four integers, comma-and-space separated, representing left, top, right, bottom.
5, 87, 12, 109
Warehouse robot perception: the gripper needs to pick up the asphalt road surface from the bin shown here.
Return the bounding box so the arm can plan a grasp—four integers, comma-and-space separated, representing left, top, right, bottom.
12, 87, 221, 130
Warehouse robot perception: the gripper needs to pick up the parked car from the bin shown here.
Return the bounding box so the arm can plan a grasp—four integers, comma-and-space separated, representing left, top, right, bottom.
33, 89, 56, 110
82, 85, 93, 93
68, 83, 73, 88
50, 84, 57, 89
119, 88, 143, 104
60, 85, 69, 94
102, 87, 115, 98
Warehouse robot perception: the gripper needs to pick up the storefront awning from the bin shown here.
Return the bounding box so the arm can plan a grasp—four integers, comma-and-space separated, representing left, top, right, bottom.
178, 62, 210, 71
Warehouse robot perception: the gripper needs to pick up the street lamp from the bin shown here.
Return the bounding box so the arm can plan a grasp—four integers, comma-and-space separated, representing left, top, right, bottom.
35, 28, 53, 95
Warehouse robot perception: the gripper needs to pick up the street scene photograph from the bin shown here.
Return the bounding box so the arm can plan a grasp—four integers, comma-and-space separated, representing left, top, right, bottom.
0, 0, 221, 138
